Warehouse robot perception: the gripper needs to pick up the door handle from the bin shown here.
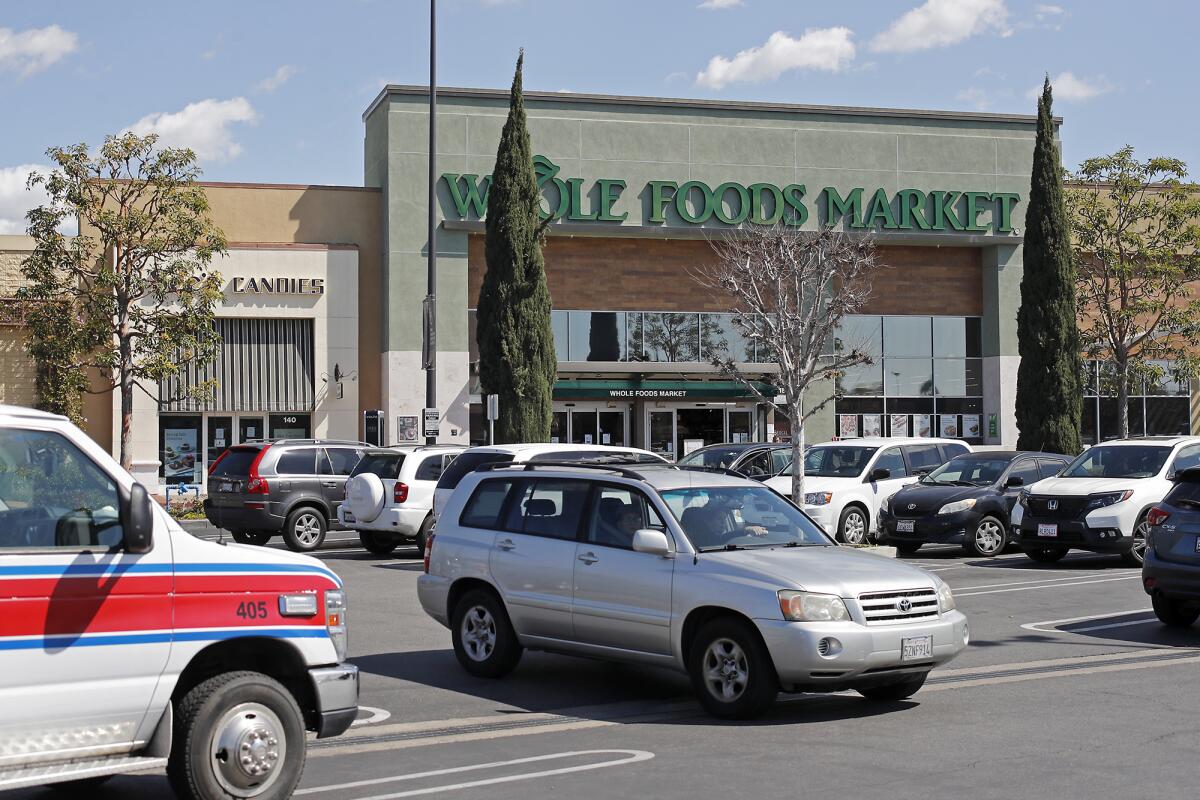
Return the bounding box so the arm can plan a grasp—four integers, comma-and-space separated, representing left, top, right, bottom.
577, 551, 599, 565
497, 538, 516, 551
321, 481, 339, 488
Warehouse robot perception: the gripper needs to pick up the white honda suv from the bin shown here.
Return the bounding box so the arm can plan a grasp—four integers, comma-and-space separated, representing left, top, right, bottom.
1017, 436, 1200, 565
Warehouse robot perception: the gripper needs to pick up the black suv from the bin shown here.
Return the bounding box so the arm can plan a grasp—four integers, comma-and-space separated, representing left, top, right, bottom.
880, 451, 1069, 556
205, 439, 367, 552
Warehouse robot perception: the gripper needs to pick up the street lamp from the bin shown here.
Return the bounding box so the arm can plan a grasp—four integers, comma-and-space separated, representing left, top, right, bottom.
423, 0, 438, 445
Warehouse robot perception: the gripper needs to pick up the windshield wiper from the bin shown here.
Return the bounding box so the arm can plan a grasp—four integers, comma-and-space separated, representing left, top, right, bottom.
697, 543, 744, 552
780, 541, 827, 547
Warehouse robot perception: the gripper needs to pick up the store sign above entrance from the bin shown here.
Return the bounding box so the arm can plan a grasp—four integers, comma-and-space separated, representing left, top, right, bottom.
554, 379, 777, 400
230, 277, 326, 295
442, 155, 1020, 234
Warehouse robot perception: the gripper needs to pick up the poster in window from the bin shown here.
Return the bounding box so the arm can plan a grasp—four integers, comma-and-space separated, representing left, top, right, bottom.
396, 415, 419, 443
838, 414, 859, 439
916, 414, 932, 437
962, 414, 982, 438
862, 414, 882, 438
940, 415, 960, 438
163, 428, 198, 482
683, 438, 705, 456
890, 414, 909, 438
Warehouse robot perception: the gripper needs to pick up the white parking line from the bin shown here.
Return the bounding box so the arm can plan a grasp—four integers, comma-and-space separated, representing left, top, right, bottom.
1021, 609, 1153, 632
351, 706, 393, 727
295, 749, 655, 799
953, 573, 1134, 592
956, 575, 1138, 597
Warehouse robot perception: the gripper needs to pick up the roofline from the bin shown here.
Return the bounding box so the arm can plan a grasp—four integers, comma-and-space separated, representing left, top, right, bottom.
365, 84, 1057, 127
195, 181, 379, 193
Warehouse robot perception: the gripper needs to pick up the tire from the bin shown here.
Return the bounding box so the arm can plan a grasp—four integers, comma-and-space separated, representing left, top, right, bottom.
964, 516, 1006, 557
344, 473, 386, 523
282, 507, 327, 552
232, 530, 272, 546
895, 541, 922, 555
857, 672, 928, 702
359, 530, 399, 556
1025, 546, 1068, 563
837, 506, 870, 546
450, 588, 523, 678
1121, 515, 1151, 567
415, 514, 436, 554
166, 671, 305, 800
687, 616, 779, 720
1152, 593, 1200, 628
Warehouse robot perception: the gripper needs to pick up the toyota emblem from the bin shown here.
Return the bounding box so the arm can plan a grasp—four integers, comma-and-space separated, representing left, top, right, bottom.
1048, 499, 1059, 510
906, 503, 917, 511
895, 597, 912, 613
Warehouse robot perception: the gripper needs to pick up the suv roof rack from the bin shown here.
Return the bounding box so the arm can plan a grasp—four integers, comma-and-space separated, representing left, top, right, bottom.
475, 461, 749, 481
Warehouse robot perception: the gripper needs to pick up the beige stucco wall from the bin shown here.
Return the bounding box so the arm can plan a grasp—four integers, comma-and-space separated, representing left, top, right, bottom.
0, 237, 40, 410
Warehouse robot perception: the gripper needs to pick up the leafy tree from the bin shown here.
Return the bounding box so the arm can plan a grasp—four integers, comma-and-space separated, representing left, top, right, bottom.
694, 225, 880, 504
1016, 78, 1082, 454
18, 133, 226, 469
476, 51, 557, 443
1067, 147, 1200, 438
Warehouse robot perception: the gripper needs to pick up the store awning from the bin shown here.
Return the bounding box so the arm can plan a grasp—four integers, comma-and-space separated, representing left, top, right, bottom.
554, 379, 775, 400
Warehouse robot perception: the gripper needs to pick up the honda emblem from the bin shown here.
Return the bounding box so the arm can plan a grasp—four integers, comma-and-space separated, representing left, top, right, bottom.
1048, 499, 1058, 510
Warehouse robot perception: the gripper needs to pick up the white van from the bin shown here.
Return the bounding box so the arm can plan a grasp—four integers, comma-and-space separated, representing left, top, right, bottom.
765, 438, 971, 544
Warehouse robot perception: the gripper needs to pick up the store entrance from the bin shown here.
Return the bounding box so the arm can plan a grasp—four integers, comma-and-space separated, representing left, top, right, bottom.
550, 405, 629, 446
676, 409, 725, 459
644, 405, 761, 460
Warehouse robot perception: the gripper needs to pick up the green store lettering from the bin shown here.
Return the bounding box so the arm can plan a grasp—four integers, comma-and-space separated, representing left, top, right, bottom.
441, 155, 1020, 234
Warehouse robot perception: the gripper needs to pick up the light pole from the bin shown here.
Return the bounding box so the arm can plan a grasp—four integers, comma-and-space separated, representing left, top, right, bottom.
424, 0, 438, 444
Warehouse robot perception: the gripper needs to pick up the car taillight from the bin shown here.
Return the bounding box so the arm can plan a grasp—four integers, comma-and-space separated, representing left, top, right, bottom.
246, 445, 271, 494
394, 482, 409, 504
423, 534, 435, 573
1146, 506, 1170, 526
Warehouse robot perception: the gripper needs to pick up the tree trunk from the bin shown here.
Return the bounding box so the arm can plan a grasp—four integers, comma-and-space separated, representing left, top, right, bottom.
1116, 356, 1130, 439
119, 334, 133, 471
789, 397, 805, 505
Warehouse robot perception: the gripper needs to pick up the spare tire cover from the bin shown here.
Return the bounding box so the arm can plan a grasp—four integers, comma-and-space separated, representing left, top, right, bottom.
345, 473, 386, 523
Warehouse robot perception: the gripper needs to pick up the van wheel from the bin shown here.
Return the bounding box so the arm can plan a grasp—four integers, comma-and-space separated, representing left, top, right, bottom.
167, 671, 305, 800
688, 617, 779, 719
232, 530, 272, 546
1025, 547, 1068, 563
283, 508, 327, 552
416, 515, 436, 554
964, 516, 1006, 557
359, 531, 399, 556
858, 672, 928, 702
838, 506, 869, 546
451, 589, 523, 678
1152, 593, 1200, 628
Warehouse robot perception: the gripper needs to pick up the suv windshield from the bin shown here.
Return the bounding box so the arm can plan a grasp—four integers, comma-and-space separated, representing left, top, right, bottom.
435, 452, 515, 491
351, 453, 404, 480
660, 486, 830, 551
792, 446, 877, 478
924, 457, 1010, 486
211, 447, 259, 478
678, 447, 744, 469
1061, 445, 1171, 479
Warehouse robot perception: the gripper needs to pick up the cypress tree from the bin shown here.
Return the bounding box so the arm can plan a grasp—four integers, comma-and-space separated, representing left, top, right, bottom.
1015, 77, 1082, 454
476, 51, 557, 443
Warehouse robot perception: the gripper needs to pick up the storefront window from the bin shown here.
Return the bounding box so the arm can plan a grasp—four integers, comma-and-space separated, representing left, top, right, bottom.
568, 312, 627, 362
933, 359, 983, 397
551, 311, 569, 362
933, 317, 982, 358
837, 362, 884, 396
835, 316, 882, 361
160, 415, 202, 486
885, 358, 934, 396
1083, 360, 1194, 443
550, 411, 567, 444
884, 316, 932, 357
701, 314, 755, 362
269, 413, 311, 439
642, 313, 699, 362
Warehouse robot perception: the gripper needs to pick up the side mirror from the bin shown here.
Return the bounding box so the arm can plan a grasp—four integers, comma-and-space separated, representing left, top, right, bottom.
122, 482, 154, 554
1005, 475, 1024, 488
869, 467, 891, 482
632, 528, 672, 557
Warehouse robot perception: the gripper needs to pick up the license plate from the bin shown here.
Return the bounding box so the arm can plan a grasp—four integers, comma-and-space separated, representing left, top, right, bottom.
901, 635, 933, 660
897, 519, 915, 533
343, 510, 355, 523
219, 481, 233, 492
1038, 523, 1058, 538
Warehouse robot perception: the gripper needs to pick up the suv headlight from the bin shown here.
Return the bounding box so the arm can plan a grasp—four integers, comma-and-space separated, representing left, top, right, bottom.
1083, 490, 1133, 512
325, 589, 348, 661
936, 580, 956, 613
937, 498, 977, 515
1018, 489, 1030, 508
804, 491, 833, 506
778, 590, 849, 622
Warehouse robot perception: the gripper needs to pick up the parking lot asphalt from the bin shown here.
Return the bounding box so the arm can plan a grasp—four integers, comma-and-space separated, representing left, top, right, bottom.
14, 534, 1199, 800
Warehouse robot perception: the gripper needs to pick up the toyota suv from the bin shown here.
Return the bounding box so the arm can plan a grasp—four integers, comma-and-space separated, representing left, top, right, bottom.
206, 439, 368, 552
419, 462, 967, 719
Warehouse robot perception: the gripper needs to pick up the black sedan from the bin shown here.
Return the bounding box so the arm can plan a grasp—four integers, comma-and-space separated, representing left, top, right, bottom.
880, 451, 1070, 556
1143, 468, 1200, 627
676, 442, 792, 479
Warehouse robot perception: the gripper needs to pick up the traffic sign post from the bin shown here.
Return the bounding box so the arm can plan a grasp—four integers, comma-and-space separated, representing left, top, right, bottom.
423, 407, 440, 439
486, 394, 499, 445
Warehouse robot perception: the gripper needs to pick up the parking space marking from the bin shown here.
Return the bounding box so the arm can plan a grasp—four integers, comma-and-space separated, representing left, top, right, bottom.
955, 574, 1138, 597
296, 749, 655, 799
352, 706, 393, 727
1021, 609, 1154, 632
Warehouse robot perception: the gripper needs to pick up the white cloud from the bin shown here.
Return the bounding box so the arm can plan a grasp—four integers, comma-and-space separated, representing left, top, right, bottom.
0, 164, 52, 234
870, 0, 1009, 54
1028, 72, 1113, 102
698, 0, 744, 8
125, 98, 258, 162
956, 86, 990, 111
696, 28, 856, 89
1035, 4, 1065, 18
0, 24, 78, 77
256, 64, 296, 92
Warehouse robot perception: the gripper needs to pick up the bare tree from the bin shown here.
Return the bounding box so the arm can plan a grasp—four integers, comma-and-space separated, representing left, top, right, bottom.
694, 225, 880, 503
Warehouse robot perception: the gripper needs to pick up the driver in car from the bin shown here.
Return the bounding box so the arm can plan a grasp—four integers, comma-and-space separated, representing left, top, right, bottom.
684, 492, 769, 544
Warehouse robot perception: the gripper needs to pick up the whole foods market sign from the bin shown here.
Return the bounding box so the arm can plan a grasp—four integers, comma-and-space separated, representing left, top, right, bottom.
442, 155, 1019, 233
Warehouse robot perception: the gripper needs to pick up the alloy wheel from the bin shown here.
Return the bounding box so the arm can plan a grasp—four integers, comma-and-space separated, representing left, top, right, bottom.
293, 513, 322, 546
702, 638, 749, 702
975, 519, 1004, 555
460, 605, 497, 662
842, 511, 867, 545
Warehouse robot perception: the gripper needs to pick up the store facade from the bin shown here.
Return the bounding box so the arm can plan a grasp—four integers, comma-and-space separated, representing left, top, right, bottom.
364, 86, 1042, 451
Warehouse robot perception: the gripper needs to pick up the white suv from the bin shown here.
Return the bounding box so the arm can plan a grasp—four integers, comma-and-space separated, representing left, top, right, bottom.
1017, 436, 1200, 565
765, 438, 971, 545
339, 445, 464, 555
432, 443, 666, 520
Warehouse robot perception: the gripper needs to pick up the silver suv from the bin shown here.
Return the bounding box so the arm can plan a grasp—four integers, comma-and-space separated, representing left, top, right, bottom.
418, 462, 969, 719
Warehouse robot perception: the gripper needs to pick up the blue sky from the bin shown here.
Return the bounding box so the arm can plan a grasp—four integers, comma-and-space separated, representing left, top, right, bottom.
1, 0, 1195, 231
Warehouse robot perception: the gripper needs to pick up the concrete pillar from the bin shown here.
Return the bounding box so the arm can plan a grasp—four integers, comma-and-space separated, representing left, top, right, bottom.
981, 244, 1023, 446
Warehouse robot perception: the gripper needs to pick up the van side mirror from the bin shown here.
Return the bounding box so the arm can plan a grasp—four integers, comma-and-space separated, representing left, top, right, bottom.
122, 482, 154, 554
632, 528, 672, 557
869, 468, 891, 482
1005, 475, 1024, 488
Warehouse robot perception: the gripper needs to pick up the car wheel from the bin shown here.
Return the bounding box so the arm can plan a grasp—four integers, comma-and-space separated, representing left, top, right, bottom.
1025, 546, 1068, 563
359, 531, 399, 556
450, 589, 523, 678
895, 541, 922, 555
964, 516, 1006, 557
232, 530, 272, 546
838, 506, 870, 546
1121, 516, 1151, 566
857, 672, 928, 702
282, 508, 327, 552
166, 671, 305, 800
688, 617, 779, 720
1152, 593, 1200, 628
416, 514, 436, 554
